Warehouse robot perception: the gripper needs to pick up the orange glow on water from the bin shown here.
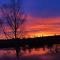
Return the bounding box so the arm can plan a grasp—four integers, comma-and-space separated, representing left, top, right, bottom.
0, 48, 49, 56
22, 48, 49, 56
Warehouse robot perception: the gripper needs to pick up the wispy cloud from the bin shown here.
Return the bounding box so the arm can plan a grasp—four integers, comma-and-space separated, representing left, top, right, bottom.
24, 16, 60, 37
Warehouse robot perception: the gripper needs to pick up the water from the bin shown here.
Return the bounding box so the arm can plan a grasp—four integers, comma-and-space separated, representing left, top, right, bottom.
0, 45, 60, 60
0, 54, 60, 60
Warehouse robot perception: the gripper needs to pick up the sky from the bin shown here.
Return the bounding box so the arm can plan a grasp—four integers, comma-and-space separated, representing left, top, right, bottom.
22, 0, 60, 37
22, 0, 60, 17
0, 0, 60, 38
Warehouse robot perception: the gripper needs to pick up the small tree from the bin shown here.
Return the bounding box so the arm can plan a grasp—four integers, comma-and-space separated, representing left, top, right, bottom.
0, 0, 26, 39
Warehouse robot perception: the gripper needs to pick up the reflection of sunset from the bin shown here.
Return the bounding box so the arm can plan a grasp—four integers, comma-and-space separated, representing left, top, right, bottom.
22, 48, 49, 56
0, 48, 49, 56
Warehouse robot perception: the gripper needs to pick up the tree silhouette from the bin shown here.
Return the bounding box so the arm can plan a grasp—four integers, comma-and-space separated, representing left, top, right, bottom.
0, 0, 26, 39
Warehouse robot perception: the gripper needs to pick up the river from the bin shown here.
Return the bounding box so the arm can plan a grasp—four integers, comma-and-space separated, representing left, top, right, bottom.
0, 45, 60, 60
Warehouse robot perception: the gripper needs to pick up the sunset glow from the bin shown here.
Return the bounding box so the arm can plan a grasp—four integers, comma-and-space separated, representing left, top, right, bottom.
0, 15, 60, 39
0, 0, 60, 59
24, 16, 60, 38
0, 0, 60, 39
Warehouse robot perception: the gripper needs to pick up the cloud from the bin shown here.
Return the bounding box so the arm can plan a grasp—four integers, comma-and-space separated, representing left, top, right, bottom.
0, 11, 60, 38
25, 16, 60, 37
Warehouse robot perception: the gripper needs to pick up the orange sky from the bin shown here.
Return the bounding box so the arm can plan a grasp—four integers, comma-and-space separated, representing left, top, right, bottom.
24, 16, 60, 38
0, 15, 60, 39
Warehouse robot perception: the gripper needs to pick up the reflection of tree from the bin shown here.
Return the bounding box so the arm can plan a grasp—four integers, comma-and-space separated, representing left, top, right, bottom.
0, 0, 26, 39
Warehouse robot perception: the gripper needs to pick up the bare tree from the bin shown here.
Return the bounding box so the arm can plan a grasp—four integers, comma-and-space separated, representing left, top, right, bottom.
0, 0, 26, 39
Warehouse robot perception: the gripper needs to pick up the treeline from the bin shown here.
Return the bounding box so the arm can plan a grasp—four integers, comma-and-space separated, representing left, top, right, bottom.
0, 35, 60, 49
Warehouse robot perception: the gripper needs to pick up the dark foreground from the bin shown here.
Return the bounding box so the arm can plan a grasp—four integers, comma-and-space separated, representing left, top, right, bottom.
0, 54, 60, 60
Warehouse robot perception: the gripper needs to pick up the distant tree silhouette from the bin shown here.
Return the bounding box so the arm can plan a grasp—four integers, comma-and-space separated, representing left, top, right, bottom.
0, 0, 26, 39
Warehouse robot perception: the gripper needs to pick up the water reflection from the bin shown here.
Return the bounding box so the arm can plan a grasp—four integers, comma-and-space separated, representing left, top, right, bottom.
0, 45, 59, 60
0, 45, 60, 56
